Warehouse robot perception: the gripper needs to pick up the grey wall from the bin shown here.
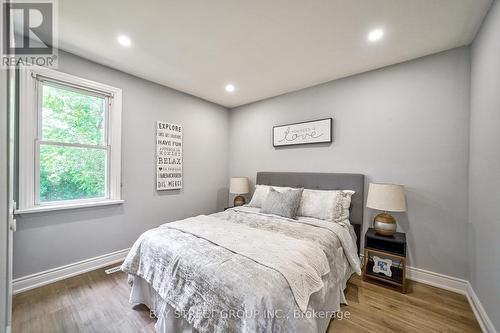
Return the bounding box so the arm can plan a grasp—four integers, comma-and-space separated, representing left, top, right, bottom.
469, 0, 500, 329
229, 47, 471, 279
13, 51, 230, 278
1, 61, 10, 330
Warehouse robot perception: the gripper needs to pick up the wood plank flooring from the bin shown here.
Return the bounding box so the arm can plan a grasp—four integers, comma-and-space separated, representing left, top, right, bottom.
328, 276, 481, 333
12, 264, 481, 333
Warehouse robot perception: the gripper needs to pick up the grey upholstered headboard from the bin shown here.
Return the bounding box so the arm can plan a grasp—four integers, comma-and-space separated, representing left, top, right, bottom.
256, 172, 365, 250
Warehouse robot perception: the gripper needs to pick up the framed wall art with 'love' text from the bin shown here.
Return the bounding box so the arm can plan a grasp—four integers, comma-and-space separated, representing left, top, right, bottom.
273, 118, 332, 147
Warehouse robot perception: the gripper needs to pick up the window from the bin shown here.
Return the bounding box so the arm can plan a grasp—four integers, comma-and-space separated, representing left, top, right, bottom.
17, 67, 123, 213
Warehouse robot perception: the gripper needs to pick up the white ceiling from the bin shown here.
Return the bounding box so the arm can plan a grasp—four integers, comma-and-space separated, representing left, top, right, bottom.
58, 0, 492, 108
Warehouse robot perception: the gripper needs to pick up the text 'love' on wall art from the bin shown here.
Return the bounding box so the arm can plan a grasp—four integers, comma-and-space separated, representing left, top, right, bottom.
273, 118, 332, 147
156, 121, 183, 190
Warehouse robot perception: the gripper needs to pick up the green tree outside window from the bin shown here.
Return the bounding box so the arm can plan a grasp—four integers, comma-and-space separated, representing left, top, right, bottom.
40, 84, 107, 202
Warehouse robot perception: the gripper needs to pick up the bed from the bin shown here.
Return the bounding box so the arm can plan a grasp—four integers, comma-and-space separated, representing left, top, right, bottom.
122, 172, 365, 333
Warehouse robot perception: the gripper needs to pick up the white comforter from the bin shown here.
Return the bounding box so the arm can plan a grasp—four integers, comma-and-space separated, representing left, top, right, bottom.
122, 206, 361, 333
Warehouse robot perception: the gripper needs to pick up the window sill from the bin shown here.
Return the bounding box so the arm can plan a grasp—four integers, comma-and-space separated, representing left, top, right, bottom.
14, 199, 125, 215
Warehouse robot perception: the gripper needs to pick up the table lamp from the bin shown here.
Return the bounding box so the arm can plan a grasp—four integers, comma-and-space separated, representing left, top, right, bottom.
366, 183, 406, 236
230, 177, 249, 206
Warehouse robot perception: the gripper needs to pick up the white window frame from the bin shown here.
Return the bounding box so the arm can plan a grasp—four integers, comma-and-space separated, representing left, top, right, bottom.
16, 67, 123, 214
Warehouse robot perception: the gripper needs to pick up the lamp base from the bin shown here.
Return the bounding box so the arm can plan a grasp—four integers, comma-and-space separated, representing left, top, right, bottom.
233, 195, 246, 207
373, 213, 397, 236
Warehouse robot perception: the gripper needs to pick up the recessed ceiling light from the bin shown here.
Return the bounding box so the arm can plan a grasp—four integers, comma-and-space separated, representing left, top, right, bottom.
225, 84, 235, 93
117, 35, 132, 47
368, 29, 384, 42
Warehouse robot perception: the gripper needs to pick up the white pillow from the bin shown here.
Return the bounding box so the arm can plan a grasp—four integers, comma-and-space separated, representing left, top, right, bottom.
297, 189, 355, 222
247, 185, 293, 208
247, 185, 269, 207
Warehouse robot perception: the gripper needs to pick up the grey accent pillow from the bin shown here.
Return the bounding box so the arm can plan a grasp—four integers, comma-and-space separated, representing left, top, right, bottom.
260, 187, 304, 219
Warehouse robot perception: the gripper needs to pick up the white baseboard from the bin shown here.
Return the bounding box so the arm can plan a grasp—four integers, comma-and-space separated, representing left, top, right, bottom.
405, 266, 495, 333
12, 248, 130, 295
406, 266, 469, 295
466, 282, 498, 333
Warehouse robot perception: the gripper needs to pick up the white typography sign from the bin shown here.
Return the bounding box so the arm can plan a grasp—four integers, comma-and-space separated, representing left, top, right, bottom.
273, 118, 332, 147
156, 121, 183, 190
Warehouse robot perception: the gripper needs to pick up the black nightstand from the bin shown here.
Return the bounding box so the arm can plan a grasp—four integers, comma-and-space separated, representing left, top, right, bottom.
363, 228, 407, 293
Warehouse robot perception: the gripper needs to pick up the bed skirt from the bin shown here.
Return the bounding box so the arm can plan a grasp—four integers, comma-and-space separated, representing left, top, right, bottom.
128, 271, 353, 333
129, 275, 199, 333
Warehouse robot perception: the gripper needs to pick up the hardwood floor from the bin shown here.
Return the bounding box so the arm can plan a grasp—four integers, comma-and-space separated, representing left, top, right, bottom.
328, 277, 481, 333
13, 265, 155, 333
12, 264, 481, 333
